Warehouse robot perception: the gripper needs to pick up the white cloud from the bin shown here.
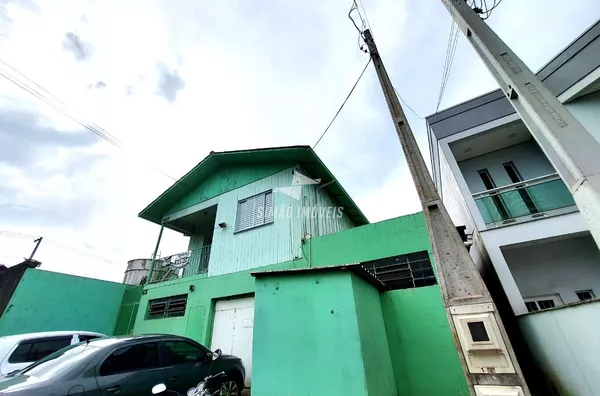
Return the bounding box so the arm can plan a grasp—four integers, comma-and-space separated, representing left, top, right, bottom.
0, 0, 598, 281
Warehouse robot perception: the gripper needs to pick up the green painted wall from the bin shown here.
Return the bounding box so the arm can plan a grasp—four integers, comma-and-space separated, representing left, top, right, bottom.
351, 275, 397, 396
114, 285, 143, 335
133, 212, 469, 394
168, 163, 290, 214
381, 287, 470, 396
304, 212, 431, 267
197, 167, 356, 277
0, 269, 127, 336
133, 260, 296, 345
252, 272, 375, 396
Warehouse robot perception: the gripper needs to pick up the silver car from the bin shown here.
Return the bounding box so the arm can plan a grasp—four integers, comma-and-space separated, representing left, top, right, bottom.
0, 330, 105, 377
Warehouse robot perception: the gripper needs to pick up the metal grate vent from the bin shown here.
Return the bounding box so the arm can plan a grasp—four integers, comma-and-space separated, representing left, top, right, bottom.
146, 294, 188, 320
360, 250, 436, 291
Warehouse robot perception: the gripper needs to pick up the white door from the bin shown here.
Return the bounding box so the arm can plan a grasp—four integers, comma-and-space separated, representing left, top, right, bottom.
211, 297, 254, 387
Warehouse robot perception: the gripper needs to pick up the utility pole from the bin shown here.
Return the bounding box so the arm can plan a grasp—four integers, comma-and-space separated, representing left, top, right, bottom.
363, 29, 530, 396
29, 237, 43, 260
441, 0, 600, 248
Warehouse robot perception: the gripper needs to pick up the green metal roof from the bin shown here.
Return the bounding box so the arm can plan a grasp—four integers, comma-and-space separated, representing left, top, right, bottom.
138, 145, 369, 227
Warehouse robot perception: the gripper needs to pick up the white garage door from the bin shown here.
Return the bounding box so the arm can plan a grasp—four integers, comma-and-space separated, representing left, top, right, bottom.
210, 296, 254, 387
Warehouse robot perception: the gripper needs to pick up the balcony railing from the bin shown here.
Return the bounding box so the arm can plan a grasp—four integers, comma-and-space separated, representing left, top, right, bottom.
472, 173, 576, 225
150, 245, 211, 284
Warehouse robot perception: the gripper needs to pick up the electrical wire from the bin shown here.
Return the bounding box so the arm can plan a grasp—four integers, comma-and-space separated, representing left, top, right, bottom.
435, 20, 460, 112
313, 58, 372, 149
0, 59, 209, 202
0, 230, 123, 267
394, 87, 424, 120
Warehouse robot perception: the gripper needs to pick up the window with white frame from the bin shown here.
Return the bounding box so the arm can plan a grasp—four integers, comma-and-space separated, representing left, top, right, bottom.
235, 190, 273, 232
524, 294, 562, 313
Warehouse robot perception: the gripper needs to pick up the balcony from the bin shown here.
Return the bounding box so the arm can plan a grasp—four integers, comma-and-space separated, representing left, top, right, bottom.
472, 173, 576, 226
150, 245, 212, 284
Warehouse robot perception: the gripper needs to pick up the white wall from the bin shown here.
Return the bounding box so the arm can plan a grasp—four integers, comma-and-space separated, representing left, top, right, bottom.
519, 301, 600, 396
439, 146, 475, 232
457, 140, 556, 194
502, 234, 600, 304
566, 90, 600, 145
480, 211, 589, 315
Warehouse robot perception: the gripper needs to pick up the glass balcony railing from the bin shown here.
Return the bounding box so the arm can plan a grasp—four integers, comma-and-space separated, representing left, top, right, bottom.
473, 174, 576, 225
150, 245, 211, 284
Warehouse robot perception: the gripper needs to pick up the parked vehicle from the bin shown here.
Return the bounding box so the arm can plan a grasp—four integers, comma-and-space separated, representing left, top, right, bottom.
0, 330, 105, 378
152, 348, 239, 396
0, 334, 245, 396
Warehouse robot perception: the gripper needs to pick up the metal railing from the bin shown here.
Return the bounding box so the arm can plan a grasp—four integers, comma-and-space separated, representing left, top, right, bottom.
150, 245, 211, 284
472, 173, 576, 224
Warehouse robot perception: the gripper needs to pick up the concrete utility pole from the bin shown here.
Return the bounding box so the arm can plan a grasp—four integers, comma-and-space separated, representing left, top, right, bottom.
442, 0, 600, 248
29, 237, 43, 260
363, 29, 530, 396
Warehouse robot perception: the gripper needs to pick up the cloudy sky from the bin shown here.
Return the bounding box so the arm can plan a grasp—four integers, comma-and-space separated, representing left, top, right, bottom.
1, 0, 599, 281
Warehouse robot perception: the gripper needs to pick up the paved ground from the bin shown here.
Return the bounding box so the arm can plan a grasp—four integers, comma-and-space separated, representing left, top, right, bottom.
241, 389, 251, 396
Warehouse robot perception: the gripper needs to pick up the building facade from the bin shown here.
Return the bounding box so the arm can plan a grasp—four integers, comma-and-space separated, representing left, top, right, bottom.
426, 20, 600, 396
133, 146, 470, 395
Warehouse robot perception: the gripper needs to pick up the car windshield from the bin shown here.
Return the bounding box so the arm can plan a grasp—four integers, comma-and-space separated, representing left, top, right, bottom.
19, 342, 101, 379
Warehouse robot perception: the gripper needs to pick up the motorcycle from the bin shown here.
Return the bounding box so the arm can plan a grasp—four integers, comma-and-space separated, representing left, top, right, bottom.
152, 349, 228, 396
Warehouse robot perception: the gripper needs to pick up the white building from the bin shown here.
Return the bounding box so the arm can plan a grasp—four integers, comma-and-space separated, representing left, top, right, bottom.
426, 20, 600, 396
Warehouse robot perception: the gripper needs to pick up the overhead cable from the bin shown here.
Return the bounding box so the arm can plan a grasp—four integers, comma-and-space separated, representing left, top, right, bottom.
313, 58, 372, 149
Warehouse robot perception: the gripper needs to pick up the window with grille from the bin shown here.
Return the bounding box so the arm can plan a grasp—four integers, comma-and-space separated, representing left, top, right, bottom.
361, 250, 436, 290
576, 289, 594, 301
235, 190, 273, 232
145, 294, 188, 320
524, 294, 562, 313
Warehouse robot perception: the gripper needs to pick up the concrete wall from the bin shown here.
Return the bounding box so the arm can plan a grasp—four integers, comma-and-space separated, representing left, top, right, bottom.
252, 271, 395, 396
351, 275, 396, 396
114, 285, 143, 335
440, 146, 474, 232
566, 90, 600, 145
458, 140, 556, 194
132, 213, 469, 394
381, 287, 470, 396
0, 269, 127, 336
479, 212, 589, 315
502, 234, 600, 304
519, 300, 600, 396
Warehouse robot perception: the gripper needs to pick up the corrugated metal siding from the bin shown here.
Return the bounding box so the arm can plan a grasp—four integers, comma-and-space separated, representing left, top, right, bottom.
301, 184, 355, 237
208, 168, 304, 276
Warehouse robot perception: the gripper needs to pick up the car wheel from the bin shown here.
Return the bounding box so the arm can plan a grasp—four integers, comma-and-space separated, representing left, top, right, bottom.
217, 378, 240, 396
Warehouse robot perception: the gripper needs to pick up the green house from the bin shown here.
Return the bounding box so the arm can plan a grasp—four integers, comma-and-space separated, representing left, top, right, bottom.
132, 145, 469, 396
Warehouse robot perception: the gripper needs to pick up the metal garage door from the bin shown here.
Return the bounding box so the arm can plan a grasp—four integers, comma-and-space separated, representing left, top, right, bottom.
210, 296, 254, 387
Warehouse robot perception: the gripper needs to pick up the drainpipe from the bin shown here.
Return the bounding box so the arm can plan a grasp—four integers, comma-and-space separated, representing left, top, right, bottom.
146, 223, 164, 286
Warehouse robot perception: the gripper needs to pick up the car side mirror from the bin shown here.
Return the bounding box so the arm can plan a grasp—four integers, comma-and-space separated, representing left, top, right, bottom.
213, 348, 222, 360
152, 383, 166, 394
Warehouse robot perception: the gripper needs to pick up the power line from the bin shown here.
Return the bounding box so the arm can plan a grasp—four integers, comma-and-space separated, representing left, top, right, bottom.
0, 229, 123, 267
0, 59, 209, 201
394, 87, 424, 119
436, 20, 460, 112
313, 58, 372, 149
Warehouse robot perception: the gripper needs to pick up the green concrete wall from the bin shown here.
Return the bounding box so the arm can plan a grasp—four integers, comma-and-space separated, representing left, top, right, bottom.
381, 286, 470, 396
0, 269, 127, 336
351, 275, 397, 396
252, 272, 376, 396
113, 286, 143, 335
133, 213, 469, 394
133, 260, 295, 345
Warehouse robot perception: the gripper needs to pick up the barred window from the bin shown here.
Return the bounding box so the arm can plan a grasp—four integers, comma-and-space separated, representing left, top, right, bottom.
235, 190, 273, 232
146, 294, 188, 320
